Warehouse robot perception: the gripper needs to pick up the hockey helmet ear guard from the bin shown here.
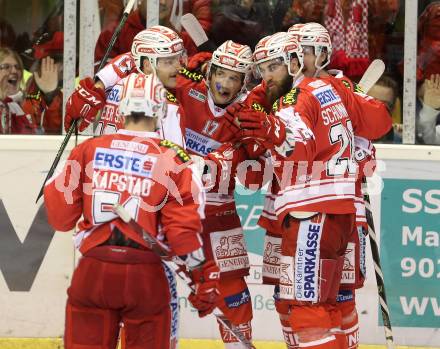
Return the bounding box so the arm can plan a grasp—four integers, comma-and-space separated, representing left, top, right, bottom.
131, 25, 186, 73
119, 73, 168, 122
253, 32, 304, 80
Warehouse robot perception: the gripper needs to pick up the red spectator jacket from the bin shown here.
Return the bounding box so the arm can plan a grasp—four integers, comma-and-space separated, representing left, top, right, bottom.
94, 0, 212, 66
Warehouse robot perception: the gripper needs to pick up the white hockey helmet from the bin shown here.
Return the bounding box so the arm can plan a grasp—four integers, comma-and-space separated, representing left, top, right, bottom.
253, 32, 304, 78
119, 73, 167, 122
131, 25, 186, 71
288, 22, 332, 71
210, 40, 253, 75
207, 40, 253, 97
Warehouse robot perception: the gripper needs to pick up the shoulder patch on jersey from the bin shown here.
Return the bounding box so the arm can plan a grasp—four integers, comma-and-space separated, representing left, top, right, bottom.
341, 78, 364, 93
341, 79, 352, 90
160, 139, 191, 163
166, 91, 178, 103
353, 82, 364, 93
179, 67, 204, 82
282, 88, 299, 106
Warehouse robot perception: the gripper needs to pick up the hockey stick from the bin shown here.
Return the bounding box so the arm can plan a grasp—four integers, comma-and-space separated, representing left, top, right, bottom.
113, 204, 256, 349
180, 13, 216, 52
357, 60, 395, 349
35, 0, 137, 203
358, 59, 386, 94
362, 186, 395, 349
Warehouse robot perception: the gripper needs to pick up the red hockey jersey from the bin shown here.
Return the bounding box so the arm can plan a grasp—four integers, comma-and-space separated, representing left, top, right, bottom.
272, 76, 391, 219
44, 129, 204, 256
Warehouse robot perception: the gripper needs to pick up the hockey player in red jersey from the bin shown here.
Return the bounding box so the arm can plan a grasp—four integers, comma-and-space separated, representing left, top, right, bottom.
44, 74, 219, 349
175, 41, 262, 348
64, 26, 187, 147
288, 22, 380, 349
236, 32, 391, 348
63, 36, 263, 347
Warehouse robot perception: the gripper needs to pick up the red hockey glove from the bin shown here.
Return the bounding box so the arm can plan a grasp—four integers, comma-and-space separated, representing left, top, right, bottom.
221, 102, 247, 142
188, 260, 220, 317
64, 77, 105, 132
237, 109, 286, 147
187, 51, 213, 73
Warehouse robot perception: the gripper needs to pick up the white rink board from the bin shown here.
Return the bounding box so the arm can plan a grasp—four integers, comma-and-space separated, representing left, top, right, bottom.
0, 136, 439, 346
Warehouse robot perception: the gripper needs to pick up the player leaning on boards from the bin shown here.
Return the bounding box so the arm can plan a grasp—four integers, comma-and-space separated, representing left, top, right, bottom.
44, 74, 219, 349
234, 31, 392, 349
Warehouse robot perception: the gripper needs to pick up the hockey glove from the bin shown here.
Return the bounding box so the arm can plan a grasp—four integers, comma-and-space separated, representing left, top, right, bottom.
237, 109, 286, 147
188, 260, 220, 317
221, 102, 247, 142
64, 77, 105, 132
187, 51, 213, 74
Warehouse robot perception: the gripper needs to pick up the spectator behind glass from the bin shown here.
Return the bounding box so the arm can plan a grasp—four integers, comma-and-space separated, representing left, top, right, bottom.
414, 2, 440, 144
22, 31, 64, 135
368, 74, 401, 143
94, 0, 212, 67
210, 0, 274, 49
0, 47, 35, 134
0, 17, 17, 49
417, 1, 440, 82
416, 74, 440, 144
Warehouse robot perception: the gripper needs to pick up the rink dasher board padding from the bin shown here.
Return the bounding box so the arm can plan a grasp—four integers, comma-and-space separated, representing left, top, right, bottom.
0, 339, 438, 349
1, 137, 440, 347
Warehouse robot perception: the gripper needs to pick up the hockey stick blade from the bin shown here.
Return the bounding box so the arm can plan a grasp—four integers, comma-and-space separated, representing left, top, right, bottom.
180, 13, 209, 47
358, 59, 385, 93
362, 180, 395, 348
112, 204, 255, 349
35, 0, 137, 203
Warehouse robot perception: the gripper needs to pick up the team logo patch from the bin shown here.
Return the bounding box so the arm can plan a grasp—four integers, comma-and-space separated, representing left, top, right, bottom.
188, 88, 206, 102
224, 288, 251, 309
185, 128, 221, 156
263, 235, 281, 281
312, 85, 342, 107
210, 228, 249, 274
341, 242, 356, 284
179, 67, 203, 82
93, 147, 156, 177
159, 139, 190, 162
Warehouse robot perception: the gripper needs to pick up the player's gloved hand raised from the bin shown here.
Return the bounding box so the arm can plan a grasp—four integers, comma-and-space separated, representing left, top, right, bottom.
64, 77, 105, 132
188, 260, 220, 317
237, 108, 286, 147
186, 51, 212, 74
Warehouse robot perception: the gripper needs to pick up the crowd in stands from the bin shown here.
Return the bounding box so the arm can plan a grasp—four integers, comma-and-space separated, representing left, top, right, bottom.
0, 0, 439, 144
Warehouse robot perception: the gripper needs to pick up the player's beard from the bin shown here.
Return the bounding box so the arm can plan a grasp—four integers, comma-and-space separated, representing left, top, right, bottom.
265, 74, 293, 105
